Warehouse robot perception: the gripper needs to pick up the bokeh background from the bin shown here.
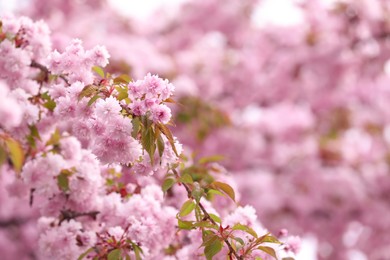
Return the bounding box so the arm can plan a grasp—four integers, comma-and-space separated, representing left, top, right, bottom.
2, 0, 390, 259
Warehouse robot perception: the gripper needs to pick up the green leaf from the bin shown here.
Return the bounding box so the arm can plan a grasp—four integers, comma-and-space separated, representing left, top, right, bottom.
255, 233, 282, 244
164, 97, 176, 103
26, 124, 41, 148
232, 223, 258, 238
114, 74, 131, 84
117, 90, 128, 101
41, 92, 56, 111
162, 178, 175, 193
261, 235, 281, 244
4, 137, 25, 173
257, 246, 277, 259
0, 144, 7, 166
193, 221, 218, 229
178, 219, 194, 230
210, 181, 235, 202
141, 128, 156, 165
46, 129, 61, 146
209, 213, 221, 224
57, 171, 70, 192
200, 233, 219, 248
179, 173, 193, 184
131, 117, 141, 138
204, 238, 222, 260
115, 85, 128, 101
77, 247, 94, 260
131, 242, 143, 260
92, 66, 105, 78
157, 134, 165, 159
88, 94, 101, 106
199, 155, 224, 165
157, 124, 179, 157
196, 221, 213, 229
179, 199, 196, 217
43, 99, 56, 111
207, 188, 225, 197
78, 85, 99, 101
107, 248, 121, 260
29, 124, 41, 140
233, 237, 245, 245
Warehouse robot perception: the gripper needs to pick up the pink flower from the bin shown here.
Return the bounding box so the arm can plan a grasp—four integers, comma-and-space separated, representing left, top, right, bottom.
129, 99, 147, 116
95, 96, 122, 119
150, 104, 171, 124
128, 81, 144, 99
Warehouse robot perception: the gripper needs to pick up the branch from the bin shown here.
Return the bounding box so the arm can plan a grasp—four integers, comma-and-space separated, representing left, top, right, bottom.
172, 169, 243, 260
59, 209, 99, 224
0, 218, 27, 228
30, 60, 70, 86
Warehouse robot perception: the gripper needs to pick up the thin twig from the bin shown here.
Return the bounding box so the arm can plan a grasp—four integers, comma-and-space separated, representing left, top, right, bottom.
172, 169, 243, 260
59, 209, 99, 224
30, 60, 70, 86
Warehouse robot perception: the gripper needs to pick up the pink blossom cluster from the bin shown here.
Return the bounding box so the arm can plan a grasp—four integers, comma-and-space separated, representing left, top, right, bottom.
15, 0, 390, 258
0, 15, 50, 94
128, 73, 174, 124
0, 14, 293, 260
48, 39, 109, 84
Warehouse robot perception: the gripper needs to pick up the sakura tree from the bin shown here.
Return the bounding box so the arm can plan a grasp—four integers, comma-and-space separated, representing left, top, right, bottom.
0, 14, 297, 260
3, 0, 390, 259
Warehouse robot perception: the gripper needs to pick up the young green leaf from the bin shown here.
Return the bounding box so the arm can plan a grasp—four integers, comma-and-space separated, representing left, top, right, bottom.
210, 181, 235, 202
207, 188, 225, 197
256, 233, 282, 244
200, 233, 219, 248
261, 235, 282, 244
114, 74, 131, 84
179, 199, 196, 217
257, 246, 277, 259
157, 124, 179, 157
43, 98, 56, 111
179, 173, 193, 184
199, 155, 224, 165
132, 242, 143, 260
178, 219, 194, 230
157, 134, 165, 159
4, 137, 25, 173
141, 128, 156, 165
88, 94, 101, 106
204, 238, 223, 260
208, 213, 221, 224
232, 223, 258, 238
193, 221, 218, 229
29, 124, 41, 140
131, 117, 141, 138
78, 85, 99, 101
57, 170, 71, 192
46, 129, 61, 147
77, 247, 94, 260
233, 237, 245, 246
92, 66, 105, 78
115, 85, 128, 100
107, 248, 121, 260
162, 178, 175, 193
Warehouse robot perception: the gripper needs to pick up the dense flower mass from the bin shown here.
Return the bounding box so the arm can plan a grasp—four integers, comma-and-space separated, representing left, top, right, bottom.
128, 73, 174, 124
0, 14, 294, 260
3, 0, 390, 259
